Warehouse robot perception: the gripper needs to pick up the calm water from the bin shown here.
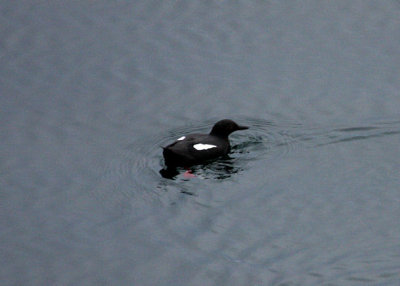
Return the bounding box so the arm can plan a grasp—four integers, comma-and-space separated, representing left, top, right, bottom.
1, 1, 400, 285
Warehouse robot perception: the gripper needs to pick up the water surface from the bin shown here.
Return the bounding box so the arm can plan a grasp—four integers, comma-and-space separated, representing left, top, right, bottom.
1, 1, 400, 285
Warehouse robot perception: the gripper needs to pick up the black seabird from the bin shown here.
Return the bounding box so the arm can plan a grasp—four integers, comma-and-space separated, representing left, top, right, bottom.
162, 119, 248, 168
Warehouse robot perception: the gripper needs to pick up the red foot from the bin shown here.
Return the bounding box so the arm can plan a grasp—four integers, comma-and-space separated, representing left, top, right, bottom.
183, 170, 196, 178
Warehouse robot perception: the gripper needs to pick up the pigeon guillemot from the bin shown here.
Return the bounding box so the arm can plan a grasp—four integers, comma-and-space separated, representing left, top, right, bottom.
162, 119, 248, 167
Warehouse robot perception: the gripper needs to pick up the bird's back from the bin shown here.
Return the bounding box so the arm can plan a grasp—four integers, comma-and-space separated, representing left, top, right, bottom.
163, 133, 230, 167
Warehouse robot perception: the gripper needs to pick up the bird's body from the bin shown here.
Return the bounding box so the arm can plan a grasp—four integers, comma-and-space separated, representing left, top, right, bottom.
163, 119, 248, 167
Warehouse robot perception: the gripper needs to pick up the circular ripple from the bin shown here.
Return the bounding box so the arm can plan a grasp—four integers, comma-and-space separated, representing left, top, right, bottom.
154, 117, 304, 180
93, 117, 307, 210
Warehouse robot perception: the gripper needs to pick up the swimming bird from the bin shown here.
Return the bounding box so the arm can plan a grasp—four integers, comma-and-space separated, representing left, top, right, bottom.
162, 119, 248, 167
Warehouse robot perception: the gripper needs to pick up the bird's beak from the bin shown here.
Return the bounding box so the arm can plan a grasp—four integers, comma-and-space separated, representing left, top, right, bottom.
237, 125, 249, 130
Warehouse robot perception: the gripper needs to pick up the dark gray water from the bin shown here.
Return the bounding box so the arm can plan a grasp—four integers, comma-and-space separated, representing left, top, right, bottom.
1, 1, 400, 285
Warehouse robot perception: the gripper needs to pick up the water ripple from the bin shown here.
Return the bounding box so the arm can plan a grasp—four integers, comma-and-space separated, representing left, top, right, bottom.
310, 119, 400, 147
96, 117, 400, 207
156, 118, 303, 180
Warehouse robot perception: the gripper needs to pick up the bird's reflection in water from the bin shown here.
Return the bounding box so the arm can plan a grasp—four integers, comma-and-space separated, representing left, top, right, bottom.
159, 167, 180, 179
159, 156, 242, 180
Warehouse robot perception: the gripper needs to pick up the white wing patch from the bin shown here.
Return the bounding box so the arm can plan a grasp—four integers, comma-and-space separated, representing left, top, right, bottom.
177, 136, 186, 141
193, 143, 217, 151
